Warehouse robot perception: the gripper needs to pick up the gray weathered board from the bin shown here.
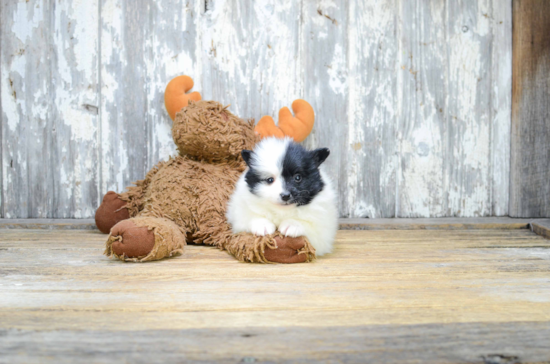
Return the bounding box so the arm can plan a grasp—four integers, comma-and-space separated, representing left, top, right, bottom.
1, 0, 513, 218
510, 0, 550, 218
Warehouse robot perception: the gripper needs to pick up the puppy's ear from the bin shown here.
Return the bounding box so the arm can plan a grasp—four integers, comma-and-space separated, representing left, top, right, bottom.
311, 148, 330, 167
241, 150, 253, 167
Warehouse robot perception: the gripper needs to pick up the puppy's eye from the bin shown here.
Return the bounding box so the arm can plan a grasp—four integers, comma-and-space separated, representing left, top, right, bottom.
266, 177, 274, 184
294, 174, 302, 182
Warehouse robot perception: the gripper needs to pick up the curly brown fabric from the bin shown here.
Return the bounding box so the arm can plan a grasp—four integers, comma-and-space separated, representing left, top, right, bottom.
173, 100, 257, 162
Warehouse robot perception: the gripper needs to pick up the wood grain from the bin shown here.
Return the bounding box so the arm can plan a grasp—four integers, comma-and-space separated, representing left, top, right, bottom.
1, 229, 549, 330
0, 1, 100, 219
0, 228, 549, 362
200, 0, 251, 117
301, 1, 348, 216
52, 0, 100, 218
491, 0, 512, 216
99, 0, 150, 195
200, 1, 303, 121
2, 323, 550, 364
345, 0, 398, 218
398, 0, 447, 217
531, 219, 550, 240
147, 0, 202, 165
446, 0, 493, 217
510, 0, 550, 218
246, 1, 303, 122
1, 0, 54, 218
398, 0, 511, 218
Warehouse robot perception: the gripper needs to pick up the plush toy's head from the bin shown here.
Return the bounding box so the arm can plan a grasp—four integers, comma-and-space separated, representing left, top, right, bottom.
165, 75, 315, 161
172, 100, 257, 162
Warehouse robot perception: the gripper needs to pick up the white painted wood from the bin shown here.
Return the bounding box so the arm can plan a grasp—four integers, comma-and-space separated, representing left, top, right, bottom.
1, 0, 52, 218
301, 0, 349, 216
397, 0, 511, 218
99, 0, 150, 195
200, 0, 252, 117
347, 0, 398, 218
398, 0, 451, 218
199, 0, 302, 121
491, 0, 512, 216
446, 0, 494, 217
52, 0, 100, 218
1, 0, 99, 218
147, 0, 202, 164
246, 1, 303, 121
0, 0, 513, 218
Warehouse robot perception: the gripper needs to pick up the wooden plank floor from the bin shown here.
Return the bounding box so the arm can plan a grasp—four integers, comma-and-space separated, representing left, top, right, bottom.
1, 228, 550, 363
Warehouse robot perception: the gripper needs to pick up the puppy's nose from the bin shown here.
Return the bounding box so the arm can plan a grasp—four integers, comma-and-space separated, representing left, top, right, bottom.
280, 192, 291, 201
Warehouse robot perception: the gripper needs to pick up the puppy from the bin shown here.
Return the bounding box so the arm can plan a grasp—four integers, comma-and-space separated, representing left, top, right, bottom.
226, 137, 337, 256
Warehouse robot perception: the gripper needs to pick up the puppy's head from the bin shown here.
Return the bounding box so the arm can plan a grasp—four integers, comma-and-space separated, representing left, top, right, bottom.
241, 137, 329, 206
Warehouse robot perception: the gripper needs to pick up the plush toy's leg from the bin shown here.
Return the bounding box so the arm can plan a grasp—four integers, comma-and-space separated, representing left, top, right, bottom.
194, 216, 316, 263
224, 231, 316, 263
104, 217, 186, 262
95, 191, 130, 234
263, 234, 316, 263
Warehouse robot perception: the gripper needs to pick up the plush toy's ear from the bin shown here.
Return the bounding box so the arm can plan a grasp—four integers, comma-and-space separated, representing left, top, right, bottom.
241, 150, 253, 166
164, 75, 202, 120
254, 99, 315, 142
311, 148, 330, 167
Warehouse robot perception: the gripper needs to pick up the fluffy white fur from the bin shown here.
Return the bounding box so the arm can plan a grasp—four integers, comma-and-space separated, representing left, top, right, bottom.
226, 138, 338, 256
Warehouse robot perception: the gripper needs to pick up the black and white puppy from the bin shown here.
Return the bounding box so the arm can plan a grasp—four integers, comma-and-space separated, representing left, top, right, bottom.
226, 137, 337, 256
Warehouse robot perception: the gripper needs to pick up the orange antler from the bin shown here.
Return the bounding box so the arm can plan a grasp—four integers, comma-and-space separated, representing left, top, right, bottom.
164, 75, 202, 120
254, 100, 315, 143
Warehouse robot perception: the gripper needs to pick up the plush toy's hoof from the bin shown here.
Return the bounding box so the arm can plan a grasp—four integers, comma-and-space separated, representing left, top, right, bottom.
109, 220, 156, 258
95, 191, 130, 234
264, 236, 311, 264
105, 217, 185, 262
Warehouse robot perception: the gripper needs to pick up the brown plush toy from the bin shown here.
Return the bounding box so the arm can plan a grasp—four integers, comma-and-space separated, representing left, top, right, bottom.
96, 76, 317, 263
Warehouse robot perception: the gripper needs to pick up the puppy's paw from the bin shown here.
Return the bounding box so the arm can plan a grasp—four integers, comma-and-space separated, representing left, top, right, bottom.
278, 219, 306, 238
250, 218, 276, 236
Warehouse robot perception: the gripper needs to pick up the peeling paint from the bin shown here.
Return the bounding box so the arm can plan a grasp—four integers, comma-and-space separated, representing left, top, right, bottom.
327, 44, 346, 96
11, 2, 43, 43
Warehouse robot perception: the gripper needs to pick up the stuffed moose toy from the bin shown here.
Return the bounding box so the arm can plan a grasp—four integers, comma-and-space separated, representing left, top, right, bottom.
95, 75, 317, 263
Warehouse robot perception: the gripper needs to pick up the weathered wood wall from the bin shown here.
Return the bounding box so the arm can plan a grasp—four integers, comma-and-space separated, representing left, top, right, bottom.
0, 0, 513, 218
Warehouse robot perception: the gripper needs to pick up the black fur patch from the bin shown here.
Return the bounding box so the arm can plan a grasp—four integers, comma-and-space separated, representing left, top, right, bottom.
244, 167, 263, 194
242, 149, 262, 194
282, 143, 329, 206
